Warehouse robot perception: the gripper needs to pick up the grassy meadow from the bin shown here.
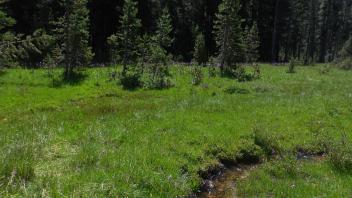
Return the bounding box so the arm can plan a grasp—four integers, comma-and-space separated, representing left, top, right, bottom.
0, 65, 352, 197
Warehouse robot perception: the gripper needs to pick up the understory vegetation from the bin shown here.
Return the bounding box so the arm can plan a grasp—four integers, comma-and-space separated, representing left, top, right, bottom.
1, 65, 352, 197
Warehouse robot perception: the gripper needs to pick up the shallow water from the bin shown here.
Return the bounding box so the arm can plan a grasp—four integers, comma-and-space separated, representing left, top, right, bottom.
198, 164, 257, 198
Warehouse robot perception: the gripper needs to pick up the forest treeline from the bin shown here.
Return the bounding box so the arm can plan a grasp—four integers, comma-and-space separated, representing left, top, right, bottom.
0, 0, 351, 67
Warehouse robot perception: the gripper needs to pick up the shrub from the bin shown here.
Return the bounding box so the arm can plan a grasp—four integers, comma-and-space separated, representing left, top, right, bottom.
236, 138, 264, 163
208, 66, 217, 78
287, 57, 298, 73
191, 65, 203, 86
208, 57, 218, 77
252, 64, 261, 79
235, 66, 253, 82
338, 57, 352, 70
142, 64, 171, 89
119, 66, 142, 90
141, 45, 171, 89
319, 64, 332, 75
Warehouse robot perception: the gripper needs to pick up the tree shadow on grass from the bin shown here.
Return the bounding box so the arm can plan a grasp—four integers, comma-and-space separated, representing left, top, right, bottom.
52, 71, 88, 88
224, 86, 250, 95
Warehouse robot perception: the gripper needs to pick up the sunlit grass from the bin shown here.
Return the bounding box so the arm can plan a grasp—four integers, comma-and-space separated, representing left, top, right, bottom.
0, 65, 351, 196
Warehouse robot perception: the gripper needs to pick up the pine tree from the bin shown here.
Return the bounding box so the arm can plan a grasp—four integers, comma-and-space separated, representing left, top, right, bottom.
142, 7, 173, 89
0, 10, 17, 68
155, 8, 174, 50
194, 31, 207, 66
108, 0, 141, 70
59, 0, 93, 77
214, 0, 244, 74
244, 22, 260, 63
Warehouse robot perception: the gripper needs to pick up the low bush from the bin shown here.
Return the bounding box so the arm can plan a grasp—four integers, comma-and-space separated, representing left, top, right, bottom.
287, 57, 298, 73
319, 64, 332, 75
119, 66, 142, 90
142, 64, 171, 89
236, 138, 264, 163
252, 64, 261, 79
191, 65, 203, 86
208, 57, 218, 77
337, 57, 352, 70
208, 66, 217, 78
141, 45, 171, 89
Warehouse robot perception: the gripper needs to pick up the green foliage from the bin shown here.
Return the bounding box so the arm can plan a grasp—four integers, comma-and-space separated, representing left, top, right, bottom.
142, 45, 171, 89
59, 0, 93, 76
208, 57, 218, 77
338, 57, 352, 70
244, 22, 260, 63
214, 0, 244, 73
252, 63, 261, 79
108, 0, 141, 67
107, 0, 142, 89
0, 32, 18, 67
0, 9, 15, 31
193, 32, 207, 66
190, 65, 203, 86
43, 45, 63, 69
0, 10, 16, 68
288, 57, 298, 73
337, 37, 352, 70
141, 8, 173, 90
155, 8, 174, 50
319, 64, 331, 75
235, 66, 255, 82
118, 66, 142, 90
43, 45, 64, 78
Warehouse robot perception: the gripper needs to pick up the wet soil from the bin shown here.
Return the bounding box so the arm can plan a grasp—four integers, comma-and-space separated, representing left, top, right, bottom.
197, 164, 257, 198
194, 152, 326, 198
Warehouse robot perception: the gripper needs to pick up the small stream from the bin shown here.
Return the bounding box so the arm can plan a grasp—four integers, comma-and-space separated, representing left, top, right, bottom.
197, 164, 257, 198
195, 152, 326, 198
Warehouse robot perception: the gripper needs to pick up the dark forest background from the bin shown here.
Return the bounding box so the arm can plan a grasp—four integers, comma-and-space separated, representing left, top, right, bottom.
1, 0, 352, 64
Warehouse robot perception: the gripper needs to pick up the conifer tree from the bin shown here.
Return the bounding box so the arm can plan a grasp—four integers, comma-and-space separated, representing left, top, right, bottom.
194, 31, 207, 66
214, 0, 244, 73
244, 22, 260, 63
108, 0, 141, 71
59, 0, 93, 77
0, 10, 16, 68
155, 8, 174, 51
142, 7, 173, 89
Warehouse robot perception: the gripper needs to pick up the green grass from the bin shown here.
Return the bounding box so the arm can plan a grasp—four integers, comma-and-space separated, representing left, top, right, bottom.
0, 65, 352, 197
238, 159, 352, 197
